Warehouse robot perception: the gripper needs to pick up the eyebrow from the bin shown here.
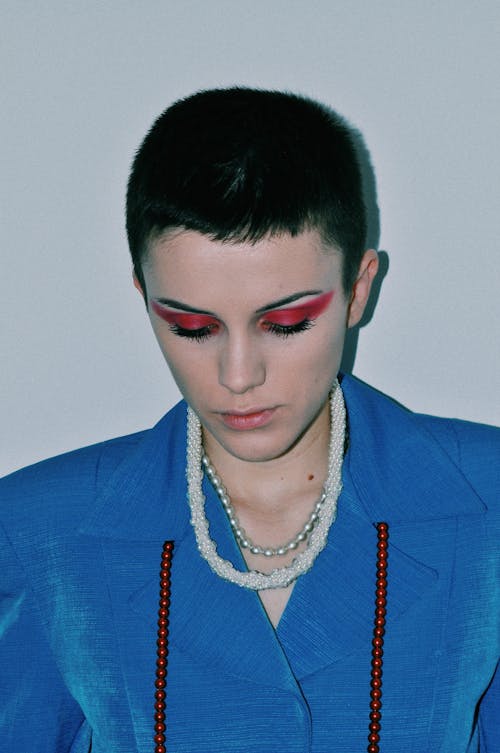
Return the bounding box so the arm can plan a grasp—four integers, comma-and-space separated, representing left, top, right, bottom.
153, 290, 324, 316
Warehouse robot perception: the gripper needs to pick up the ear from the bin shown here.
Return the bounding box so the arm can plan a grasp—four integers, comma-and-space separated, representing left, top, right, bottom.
347, 249, 379, 328
133, 271, 145, 298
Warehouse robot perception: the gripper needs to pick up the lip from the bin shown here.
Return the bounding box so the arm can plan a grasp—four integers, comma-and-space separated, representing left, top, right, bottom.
219, 408, 276, 431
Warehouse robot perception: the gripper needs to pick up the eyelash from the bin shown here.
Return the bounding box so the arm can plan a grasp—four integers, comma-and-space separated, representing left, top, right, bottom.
167, 318, 315, 341
167, 323, 217, 342
263, 318, 315, 338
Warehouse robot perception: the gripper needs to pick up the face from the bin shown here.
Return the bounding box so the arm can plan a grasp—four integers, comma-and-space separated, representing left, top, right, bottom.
137, 229, 376, 465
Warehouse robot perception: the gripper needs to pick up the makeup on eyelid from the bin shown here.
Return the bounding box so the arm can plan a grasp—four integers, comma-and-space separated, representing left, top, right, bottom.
150, 301, 220, 331
151, 290, 334, 332
260, 290, 334, 327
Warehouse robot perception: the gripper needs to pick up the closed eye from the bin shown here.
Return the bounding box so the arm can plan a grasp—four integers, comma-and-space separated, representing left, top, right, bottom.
262, 318, 315, 338
167, 322, 218, 341
151, 301, 221, 340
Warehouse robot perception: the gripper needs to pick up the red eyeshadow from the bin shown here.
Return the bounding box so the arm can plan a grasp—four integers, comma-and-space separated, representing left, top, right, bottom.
261, 290, 334, 326
151, 301, 219, 330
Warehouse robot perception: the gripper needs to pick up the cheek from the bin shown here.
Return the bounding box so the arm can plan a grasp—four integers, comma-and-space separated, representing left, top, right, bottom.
152, 335, 216, 396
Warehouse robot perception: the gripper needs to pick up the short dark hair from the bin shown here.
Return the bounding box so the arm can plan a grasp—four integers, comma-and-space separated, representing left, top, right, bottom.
126, 87, 367, 295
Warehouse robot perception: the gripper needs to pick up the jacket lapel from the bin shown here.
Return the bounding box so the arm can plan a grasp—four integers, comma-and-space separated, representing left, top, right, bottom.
79, 401, 301, 752
277, 376, 487, 679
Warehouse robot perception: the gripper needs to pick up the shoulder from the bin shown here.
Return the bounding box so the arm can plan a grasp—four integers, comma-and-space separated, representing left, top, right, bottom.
0, 401, 186, 536
417, 413, 500, 508
342, 374, 499, 511
0, 431, 142, 538
342, 373, 499, 453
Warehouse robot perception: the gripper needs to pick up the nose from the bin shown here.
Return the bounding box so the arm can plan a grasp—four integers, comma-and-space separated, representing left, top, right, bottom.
218, 334, 266, 395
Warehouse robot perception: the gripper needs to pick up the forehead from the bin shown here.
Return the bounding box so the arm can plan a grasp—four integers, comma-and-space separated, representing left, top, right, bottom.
144, 230, 342, 308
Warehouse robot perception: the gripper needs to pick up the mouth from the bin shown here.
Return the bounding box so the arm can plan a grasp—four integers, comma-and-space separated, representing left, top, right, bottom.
219, 408, 276, 431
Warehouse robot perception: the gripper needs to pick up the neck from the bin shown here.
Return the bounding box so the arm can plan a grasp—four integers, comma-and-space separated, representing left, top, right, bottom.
202, 399, 330, 524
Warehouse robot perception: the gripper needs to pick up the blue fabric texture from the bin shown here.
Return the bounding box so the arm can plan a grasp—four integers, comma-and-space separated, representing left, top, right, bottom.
1, 375, 499, 752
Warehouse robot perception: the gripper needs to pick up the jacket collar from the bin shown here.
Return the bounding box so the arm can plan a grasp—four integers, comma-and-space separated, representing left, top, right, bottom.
79, 400, 191, 542
340, 375, 486, 522
79, 375, 486, 544
78, 376, 487, 698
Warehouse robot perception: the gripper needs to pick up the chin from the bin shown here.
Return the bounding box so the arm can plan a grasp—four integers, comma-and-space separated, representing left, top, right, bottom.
212, 429, 301, 464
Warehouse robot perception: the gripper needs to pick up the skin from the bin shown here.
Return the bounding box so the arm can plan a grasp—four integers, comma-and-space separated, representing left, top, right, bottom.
135, 229, 378, 625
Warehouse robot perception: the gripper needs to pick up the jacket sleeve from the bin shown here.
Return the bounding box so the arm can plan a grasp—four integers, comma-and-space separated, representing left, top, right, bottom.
0, 521, 86, 752
479, 660, 500, 752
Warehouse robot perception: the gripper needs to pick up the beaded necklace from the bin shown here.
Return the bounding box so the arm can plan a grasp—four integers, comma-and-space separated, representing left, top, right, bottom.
153, 380, 389, 751
153, 524, 388, 753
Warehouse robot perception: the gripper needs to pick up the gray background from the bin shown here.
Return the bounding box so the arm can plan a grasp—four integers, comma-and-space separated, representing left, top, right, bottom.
2, 1, 499, 476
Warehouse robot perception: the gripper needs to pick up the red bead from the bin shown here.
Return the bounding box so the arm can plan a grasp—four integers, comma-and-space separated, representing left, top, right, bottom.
367, 744, 379, 753
369, 721, 381, 732
377, 550, 388, 561
370, 688, 382, 700
372, 657, 383, 668
154, 543, 174, 752
369, 732, 380, 743
370, 678, 382, 690
370, 711, 381, 721
370, 699, 382, 711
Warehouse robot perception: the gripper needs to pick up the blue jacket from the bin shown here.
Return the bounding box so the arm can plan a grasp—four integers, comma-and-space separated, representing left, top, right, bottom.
1, 376, 499, 752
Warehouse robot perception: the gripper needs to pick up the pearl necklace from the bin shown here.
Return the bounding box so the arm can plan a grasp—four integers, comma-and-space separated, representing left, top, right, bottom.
202, 454, 327, 556
186, 380, 346, 590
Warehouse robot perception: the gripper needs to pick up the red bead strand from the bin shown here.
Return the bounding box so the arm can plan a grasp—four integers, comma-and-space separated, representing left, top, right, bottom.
154, 540, 174, 753
153, 529, 389, 752
368, 522, 389, 753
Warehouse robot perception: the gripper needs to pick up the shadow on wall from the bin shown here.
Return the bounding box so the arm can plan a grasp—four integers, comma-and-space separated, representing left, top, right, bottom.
340, 123, 389, 375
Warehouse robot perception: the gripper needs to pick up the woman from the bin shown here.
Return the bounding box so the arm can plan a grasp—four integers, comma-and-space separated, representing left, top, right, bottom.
1, 88, 498, 752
